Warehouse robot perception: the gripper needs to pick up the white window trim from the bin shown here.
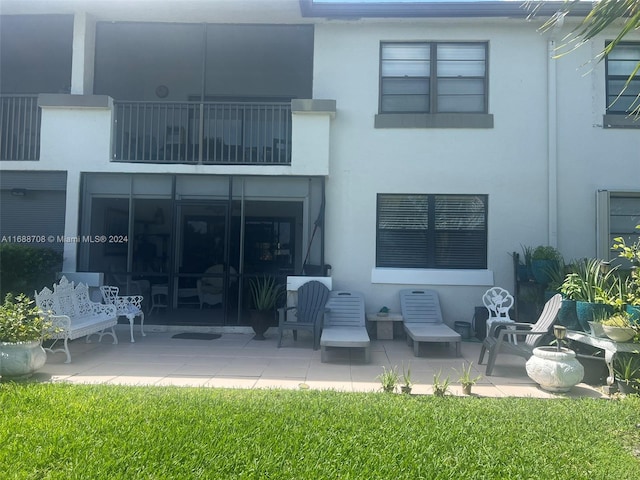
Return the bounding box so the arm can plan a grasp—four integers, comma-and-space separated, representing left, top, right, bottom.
371, 267, 494, 286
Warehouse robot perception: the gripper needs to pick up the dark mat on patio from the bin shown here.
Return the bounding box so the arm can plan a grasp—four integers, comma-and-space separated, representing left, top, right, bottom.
172, 333, 222, 340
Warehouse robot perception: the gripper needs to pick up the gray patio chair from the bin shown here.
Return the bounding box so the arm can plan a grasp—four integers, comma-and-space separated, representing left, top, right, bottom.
277, 280, 330, 350
320, 291, 370, 363
400, 289, 461, 357
478, 293, 562, 376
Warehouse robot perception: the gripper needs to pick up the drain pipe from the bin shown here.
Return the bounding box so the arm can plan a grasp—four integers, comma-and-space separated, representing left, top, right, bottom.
547, 15, 563, 248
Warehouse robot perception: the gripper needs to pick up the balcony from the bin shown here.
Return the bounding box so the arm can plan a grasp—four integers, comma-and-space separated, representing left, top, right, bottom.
0, 95, 41, 161
113, 100, 292, 165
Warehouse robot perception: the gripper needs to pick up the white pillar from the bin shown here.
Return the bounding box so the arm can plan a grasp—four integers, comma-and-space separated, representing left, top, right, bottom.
70, 12, 96, 95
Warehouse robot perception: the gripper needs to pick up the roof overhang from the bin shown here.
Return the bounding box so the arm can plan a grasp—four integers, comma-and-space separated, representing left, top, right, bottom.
298, 1, 594, 19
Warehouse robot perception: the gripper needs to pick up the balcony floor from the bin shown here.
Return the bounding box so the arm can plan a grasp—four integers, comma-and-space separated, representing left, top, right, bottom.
29, 324, 609, 399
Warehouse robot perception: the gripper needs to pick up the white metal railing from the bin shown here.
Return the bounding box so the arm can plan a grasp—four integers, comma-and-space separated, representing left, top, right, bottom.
113, 101, 292, 165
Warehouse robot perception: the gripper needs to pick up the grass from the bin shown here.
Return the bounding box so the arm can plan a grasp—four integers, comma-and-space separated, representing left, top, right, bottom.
1, 383, 639, 479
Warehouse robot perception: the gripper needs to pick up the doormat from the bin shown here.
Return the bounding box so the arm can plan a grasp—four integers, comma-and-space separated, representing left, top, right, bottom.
172, 333, 222, 340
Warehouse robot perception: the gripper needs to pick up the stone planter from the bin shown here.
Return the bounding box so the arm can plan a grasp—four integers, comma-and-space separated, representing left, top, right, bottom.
525, 347, 584, 393
602, 325, 636, 342
0, 340, 47, 379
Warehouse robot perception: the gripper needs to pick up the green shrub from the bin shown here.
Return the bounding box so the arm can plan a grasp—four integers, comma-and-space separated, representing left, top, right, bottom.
0, 244, 62, 298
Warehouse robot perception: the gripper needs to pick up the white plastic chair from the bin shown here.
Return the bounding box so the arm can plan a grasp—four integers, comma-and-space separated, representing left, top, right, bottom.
100, 285, 145, 343
482, 287, 517, 344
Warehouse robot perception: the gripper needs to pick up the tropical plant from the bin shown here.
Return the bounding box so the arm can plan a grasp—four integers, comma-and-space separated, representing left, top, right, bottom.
248, 276, 284, 311
456, 362, 482, 390
401, 362, 412, 394
613, 353, 640, 387
560, 258, 619, 304
601, 312, 634, 328
612, 225, 640, 306
432, 370, 450, 397
531, 245, 563, 262
534, 0, 640, 117
0, 293, 52, 343
377, 365, 399, 393
0, 244, 63, 299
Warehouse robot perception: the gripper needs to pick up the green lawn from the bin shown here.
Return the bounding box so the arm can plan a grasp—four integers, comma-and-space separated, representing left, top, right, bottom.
1, 383, 639, 479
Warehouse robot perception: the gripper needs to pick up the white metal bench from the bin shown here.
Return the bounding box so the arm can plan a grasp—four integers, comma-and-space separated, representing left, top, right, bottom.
35, 276, 118, 363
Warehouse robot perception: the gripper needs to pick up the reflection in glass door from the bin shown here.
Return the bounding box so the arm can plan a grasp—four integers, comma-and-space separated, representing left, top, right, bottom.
174, 203, 233, 324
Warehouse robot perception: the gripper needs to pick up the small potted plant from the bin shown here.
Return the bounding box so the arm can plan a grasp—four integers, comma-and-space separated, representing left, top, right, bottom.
0, 293, 53, 379
613, 353, 640, 394
400, 362, 412, 394
456, 362, 482, 395
612, 225, 640, 322
377, 365, 399, 393
248, 276, 284, 340
432, 370, 450, 397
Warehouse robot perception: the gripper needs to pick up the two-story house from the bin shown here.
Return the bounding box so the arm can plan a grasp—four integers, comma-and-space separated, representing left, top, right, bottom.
1, 0, 638, 330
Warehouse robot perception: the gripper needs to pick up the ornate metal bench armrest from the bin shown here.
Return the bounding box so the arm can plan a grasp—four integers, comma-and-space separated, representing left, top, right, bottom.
93, 303, 117, 317
47, 314, 71, 334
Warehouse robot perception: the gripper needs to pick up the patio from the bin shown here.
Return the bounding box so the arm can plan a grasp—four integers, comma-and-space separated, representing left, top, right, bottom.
31, 324, 607, 399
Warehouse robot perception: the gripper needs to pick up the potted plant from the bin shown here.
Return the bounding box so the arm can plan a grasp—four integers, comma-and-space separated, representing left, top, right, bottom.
400, 362, 412, 394
612, 225, 640, 323
0, 293, 52, 379
377, 365, 399, 393
432, 370, 450, 397
613, 353, 640, 394
248, 276, 284, 340
530, 245, 563, 286
560, 258, 617, 331
456, 362, 482, 395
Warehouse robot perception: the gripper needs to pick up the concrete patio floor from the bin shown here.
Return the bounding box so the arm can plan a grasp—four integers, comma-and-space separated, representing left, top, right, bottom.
31, 324, 608, 399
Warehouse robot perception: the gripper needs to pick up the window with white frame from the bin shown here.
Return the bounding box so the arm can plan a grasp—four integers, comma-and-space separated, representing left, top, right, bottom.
380, 42, 488, 114
376, 194, 488, 269
605, 42, 640, 115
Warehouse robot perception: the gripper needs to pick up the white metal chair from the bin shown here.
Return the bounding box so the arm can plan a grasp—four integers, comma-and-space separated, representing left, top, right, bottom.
482, 287, 517, 344
100, 285, 145, 343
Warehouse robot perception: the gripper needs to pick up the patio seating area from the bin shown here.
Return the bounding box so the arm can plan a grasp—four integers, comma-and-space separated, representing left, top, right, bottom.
32, 324, 607, 399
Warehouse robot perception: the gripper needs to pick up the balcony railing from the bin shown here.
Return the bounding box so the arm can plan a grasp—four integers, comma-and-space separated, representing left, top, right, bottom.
113, 101, 292, 165
0, 95, 41, 161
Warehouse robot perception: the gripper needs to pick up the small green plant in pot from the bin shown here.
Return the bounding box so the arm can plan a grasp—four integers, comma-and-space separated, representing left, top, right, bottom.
377, 365, 399, 393
432, 370, 450, 397
400, 362, 412, 394
0, 293, 54, 379
600, 312, 638, 343
248, 276, 284, 340
456, 362, 482, 395
613, 353, 640, 394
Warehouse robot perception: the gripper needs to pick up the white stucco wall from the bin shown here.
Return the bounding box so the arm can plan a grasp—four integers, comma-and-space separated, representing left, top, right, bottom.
312, 18, 640, 321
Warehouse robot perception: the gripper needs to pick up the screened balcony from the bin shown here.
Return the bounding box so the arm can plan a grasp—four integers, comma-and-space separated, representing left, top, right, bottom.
0, 95, 41, 161
113, 100, 292, 164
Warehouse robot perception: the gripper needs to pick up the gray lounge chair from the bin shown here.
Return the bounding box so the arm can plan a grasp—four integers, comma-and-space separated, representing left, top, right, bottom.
478, 294, 562, 376
277, 280, 330, 350
320, 291, 370, 363
400, 289, 461, 357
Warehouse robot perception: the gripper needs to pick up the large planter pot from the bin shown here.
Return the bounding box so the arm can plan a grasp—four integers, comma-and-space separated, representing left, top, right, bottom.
575, 301, 613, 332
557, 299, 580, 330
525, 347, 585, 393
626, 304, 640, 324
0, 340, 47, 379
531, 259, 555, 286
249, 310, 273, 341
602, 325, 636, 342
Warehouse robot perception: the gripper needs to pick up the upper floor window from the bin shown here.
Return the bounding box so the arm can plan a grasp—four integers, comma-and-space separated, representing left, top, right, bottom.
380, 42, 488, 114
376, 193, 488, 270
605, 42, 640, 115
